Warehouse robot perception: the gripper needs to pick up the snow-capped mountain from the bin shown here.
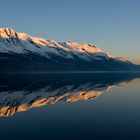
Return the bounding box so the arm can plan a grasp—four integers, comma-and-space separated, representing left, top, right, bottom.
0, 27, 114, 59
0, 27, 137, 72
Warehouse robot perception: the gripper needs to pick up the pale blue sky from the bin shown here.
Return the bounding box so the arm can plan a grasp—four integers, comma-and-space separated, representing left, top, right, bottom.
0, 0, 140, 64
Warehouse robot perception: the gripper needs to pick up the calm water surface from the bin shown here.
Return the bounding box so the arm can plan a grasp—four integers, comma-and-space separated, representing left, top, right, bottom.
0, 73, 140, 140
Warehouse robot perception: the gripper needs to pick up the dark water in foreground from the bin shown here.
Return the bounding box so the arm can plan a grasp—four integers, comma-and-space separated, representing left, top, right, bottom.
0, 73, 140, 140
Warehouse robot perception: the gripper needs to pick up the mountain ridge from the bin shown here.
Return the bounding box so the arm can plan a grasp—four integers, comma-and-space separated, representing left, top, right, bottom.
0, 27, 138, 72
0, 27, 114, 59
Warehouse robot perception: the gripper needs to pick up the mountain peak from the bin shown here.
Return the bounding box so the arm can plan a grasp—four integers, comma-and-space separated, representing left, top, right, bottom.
0, 27, 31, 40
0, 27, 15, 33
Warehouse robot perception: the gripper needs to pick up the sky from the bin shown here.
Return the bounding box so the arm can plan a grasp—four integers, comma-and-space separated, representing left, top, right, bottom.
0, 0, 140, 64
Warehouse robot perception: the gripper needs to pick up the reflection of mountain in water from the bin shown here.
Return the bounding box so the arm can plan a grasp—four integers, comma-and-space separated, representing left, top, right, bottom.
0, 73, 140, 117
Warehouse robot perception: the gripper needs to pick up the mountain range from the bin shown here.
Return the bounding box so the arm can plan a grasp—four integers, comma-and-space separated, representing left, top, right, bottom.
0, 27, 139, 72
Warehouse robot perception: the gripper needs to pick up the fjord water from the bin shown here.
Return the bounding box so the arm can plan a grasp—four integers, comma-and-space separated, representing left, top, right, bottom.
0, 73, 140, 140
